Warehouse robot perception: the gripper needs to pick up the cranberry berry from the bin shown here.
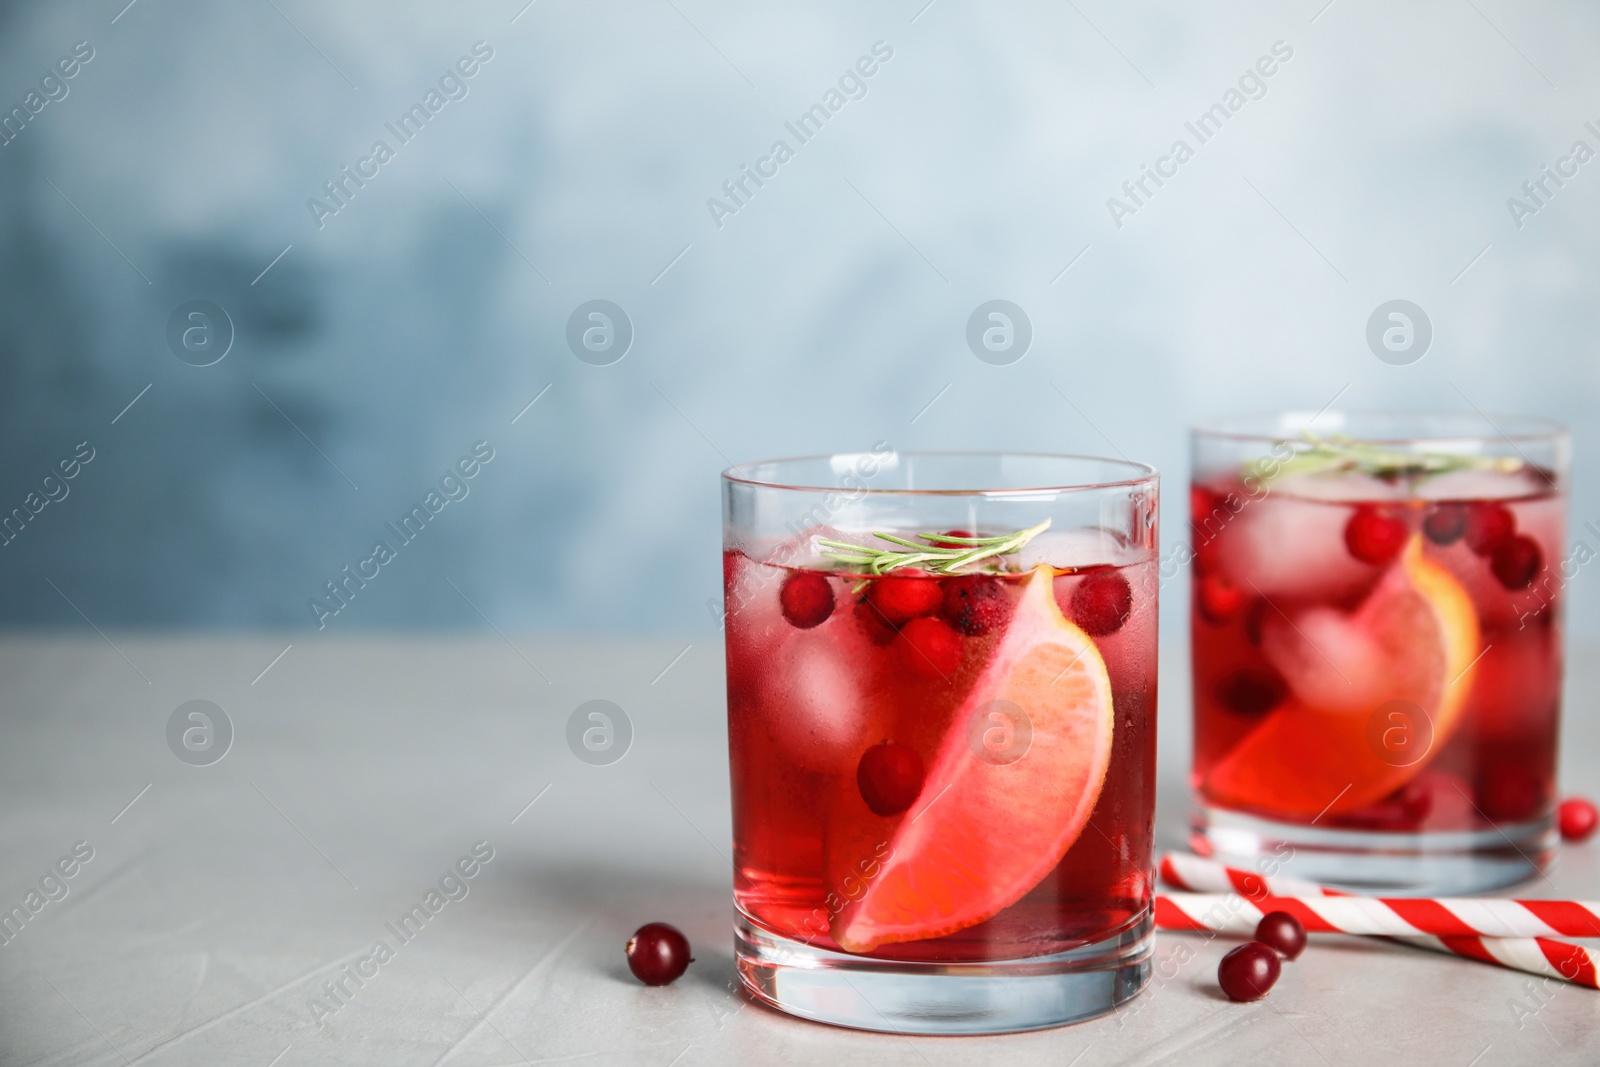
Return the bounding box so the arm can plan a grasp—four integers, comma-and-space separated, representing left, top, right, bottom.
925, 529, 975, 548
1215, 668, 1286, 717
1399, 777, 1434, 822
1218, 941, 1281, 1002
1559, 797, 1599, 843
779, 572, 835, 629
1065, 570, 1133, 636
941, 575, 1011, 635
857, 741, 925, 816
1465, 502, 1516, 556
1490, 534, 1542, 590
625, 922, 693, 986
1254, 911, 1307, 960
1198, 574, 1244, 623
867, 575, 943, 625
1344, 506, 1408, 566
895, 616, 962, 679
853, 597, 899, 646
1423, 503, 1469, 546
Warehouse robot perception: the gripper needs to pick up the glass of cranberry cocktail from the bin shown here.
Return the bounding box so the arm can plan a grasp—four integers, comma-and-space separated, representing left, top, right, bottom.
723, 451, 1158, 1034
1189, 413, 1569, 894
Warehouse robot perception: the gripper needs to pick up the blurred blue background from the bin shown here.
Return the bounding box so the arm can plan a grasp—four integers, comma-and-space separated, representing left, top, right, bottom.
1, 0, 1596, 638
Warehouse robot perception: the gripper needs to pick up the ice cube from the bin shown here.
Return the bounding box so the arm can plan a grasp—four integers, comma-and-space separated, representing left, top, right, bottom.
723, 551, 784, 633
1014, 527, 1139, 571
1260, 605, 1392, 712
1413, 467, 1546, 502
1272, 472, 1410, 503
761, 628, 868, 761
1209, 492, 1379, 602
757, 524, 886, 570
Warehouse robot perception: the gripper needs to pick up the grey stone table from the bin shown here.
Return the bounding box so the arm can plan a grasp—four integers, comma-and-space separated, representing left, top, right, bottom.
1, 634, 1596, 1066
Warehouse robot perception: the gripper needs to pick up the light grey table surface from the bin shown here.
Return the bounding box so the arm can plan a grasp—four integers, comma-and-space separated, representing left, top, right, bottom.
1, 633, 1595, 1067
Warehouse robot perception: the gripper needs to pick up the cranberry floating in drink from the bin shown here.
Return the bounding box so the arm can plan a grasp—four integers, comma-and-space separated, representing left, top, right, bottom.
1189, 414, 1569, 894
723, 452, 1159, 1034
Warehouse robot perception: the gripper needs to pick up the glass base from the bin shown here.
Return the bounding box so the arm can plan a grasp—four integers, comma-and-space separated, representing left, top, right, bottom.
733, 910, 1152, 1035
1191, 802, 1557, 895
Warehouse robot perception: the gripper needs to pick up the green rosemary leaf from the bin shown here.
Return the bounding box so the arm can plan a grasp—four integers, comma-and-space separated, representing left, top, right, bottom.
818, 519, 1051, 577
1247, 431, 1524, 484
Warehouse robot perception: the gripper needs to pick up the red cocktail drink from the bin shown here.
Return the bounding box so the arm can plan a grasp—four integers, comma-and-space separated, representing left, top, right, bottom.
1189, 415, 1569, 893
723, 452, 1158, 1033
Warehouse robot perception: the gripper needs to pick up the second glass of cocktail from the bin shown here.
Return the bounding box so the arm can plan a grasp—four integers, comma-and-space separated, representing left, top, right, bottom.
723, 451, 1158, 1034
1189, 413, 1569, 894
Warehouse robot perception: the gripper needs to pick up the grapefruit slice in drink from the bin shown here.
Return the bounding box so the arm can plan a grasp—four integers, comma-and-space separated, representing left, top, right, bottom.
831, 565, 1115, 954
1205, 536, 1480, 818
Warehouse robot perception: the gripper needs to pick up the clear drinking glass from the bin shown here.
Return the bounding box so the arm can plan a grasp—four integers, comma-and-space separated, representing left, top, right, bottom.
1189, 412, 1570, 894
722, 451, 1159, 1034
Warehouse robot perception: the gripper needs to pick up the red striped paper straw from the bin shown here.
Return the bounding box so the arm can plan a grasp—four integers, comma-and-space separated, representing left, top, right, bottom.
1157, 853, 1599, 989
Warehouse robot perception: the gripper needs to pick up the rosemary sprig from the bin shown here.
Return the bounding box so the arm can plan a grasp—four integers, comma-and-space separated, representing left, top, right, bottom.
1247, 431, 1524, 484
817, 519, 1051, 577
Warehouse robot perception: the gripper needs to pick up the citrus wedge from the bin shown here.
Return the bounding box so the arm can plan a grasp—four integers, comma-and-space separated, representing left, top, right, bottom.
832, 565, 1115, 954
1205, 536, 1481, 818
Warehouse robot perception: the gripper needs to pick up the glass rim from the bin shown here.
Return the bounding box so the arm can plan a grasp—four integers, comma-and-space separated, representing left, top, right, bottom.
721, 450, 1159, 495
1192, 410, 1569, 446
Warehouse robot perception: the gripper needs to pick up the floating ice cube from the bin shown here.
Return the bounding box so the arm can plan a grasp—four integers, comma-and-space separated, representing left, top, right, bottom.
1272, 472, 1410, 503
757, 524, 886, 570
1208, 492, 1379, 602
1014, 527, 1139, 570
1260, 605, 1391, 712
1413, 467, 1547, 502
761, 628, 868, 760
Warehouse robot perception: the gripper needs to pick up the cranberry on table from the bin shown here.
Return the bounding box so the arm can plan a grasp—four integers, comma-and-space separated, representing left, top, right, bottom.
1343, 506, 1408, 566
1218, 941, 1282, 1002
1064, 570, 1133, 636
779, 572, 835, 629
867, 575, 944, 625
1423, 502, 1470, 546
1559, 797, 1599, 843
896, 616, 962, 678
857, 741, 925, 816
625, 922, 693, 986
940, 575, 1011, 635
1465, 502, 1516, 556
1254, 911, 1307, 960
1489, 534, 1543, 590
